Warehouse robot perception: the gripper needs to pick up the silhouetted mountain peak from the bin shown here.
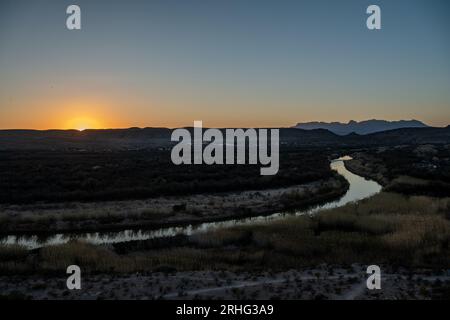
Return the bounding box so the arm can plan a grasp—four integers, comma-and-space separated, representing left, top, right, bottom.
293, 119, 429, 135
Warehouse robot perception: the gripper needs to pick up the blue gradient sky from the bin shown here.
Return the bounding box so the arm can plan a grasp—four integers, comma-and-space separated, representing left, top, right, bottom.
0, 0, 449, 129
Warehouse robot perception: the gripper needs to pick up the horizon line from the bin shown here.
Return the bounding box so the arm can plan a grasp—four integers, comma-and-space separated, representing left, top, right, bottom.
1, 120, 450, 132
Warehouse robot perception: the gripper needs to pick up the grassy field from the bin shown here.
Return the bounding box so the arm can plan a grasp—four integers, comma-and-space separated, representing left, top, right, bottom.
1, 192, 449, 274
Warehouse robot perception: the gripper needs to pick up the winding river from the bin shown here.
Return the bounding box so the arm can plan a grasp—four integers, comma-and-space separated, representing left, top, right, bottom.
0, 157, 382, 249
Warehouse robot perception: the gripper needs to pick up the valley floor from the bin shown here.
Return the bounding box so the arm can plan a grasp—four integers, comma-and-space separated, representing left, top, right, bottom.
2, 147, 450, 300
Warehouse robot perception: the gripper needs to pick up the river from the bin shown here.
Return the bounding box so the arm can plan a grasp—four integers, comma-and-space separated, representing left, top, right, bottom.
0, 156, 382, 249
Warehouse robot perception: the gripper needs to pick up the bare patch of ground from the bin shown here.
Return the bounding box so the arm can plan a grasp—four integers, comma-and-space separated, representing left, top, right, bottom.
1, 266, 449, 300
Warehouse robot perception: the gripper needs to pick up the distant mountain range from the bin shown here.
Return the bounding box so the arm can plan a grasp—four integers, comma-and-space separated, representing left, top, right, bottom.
0, 123, 449, 151
293, 119, 429, 135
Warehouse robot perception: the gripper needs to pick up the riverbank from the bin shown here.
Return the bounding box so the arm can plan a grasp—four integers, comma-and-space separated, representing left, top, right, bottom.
2, 192, 449, 275
2, 157, 449, 300
344, 155, 389, 186
1, 190, 449, 300
347, 146, 450, 198
0, 175, 348, 235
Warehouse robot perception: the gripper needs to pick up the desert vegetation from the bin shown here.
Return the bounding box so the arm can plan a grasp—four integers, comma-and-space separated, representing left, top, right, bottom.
1, 144, 450, 299
0, 148, 335, 204
0, 175, 347, 234
1, 192, 449, 275
348, 144, 450, 197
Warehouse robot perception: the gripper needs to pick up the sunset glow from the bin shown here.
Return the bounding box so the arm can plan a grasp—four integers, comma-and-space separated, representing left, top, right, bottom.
65, 117, 102, 131
0, 0, 449, 130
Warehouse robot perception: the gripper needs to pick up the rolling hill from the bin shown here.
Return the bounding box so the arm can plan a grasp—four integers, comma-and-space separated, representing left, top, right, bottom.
0, 125, 449, 150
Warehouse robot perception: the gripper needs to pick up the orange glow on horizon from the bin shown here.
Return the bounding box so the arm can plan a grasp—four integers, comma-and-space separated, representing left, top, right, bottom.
64, 117, 103, 131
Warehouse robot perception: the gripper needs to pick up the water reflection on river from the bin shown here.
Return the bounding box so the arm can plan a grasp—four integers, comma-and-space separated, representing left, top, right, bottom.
1, 157, 382, 249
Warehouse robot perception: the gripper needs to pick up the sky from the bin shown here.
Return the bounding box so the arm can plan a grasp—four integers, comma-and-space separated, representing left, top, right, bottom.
0, 0, 449, 129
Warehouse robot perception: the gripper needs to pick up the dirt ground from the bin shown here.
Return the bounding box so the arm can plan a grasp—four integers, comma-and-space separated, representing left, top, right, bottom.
1, 265, 449, 300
